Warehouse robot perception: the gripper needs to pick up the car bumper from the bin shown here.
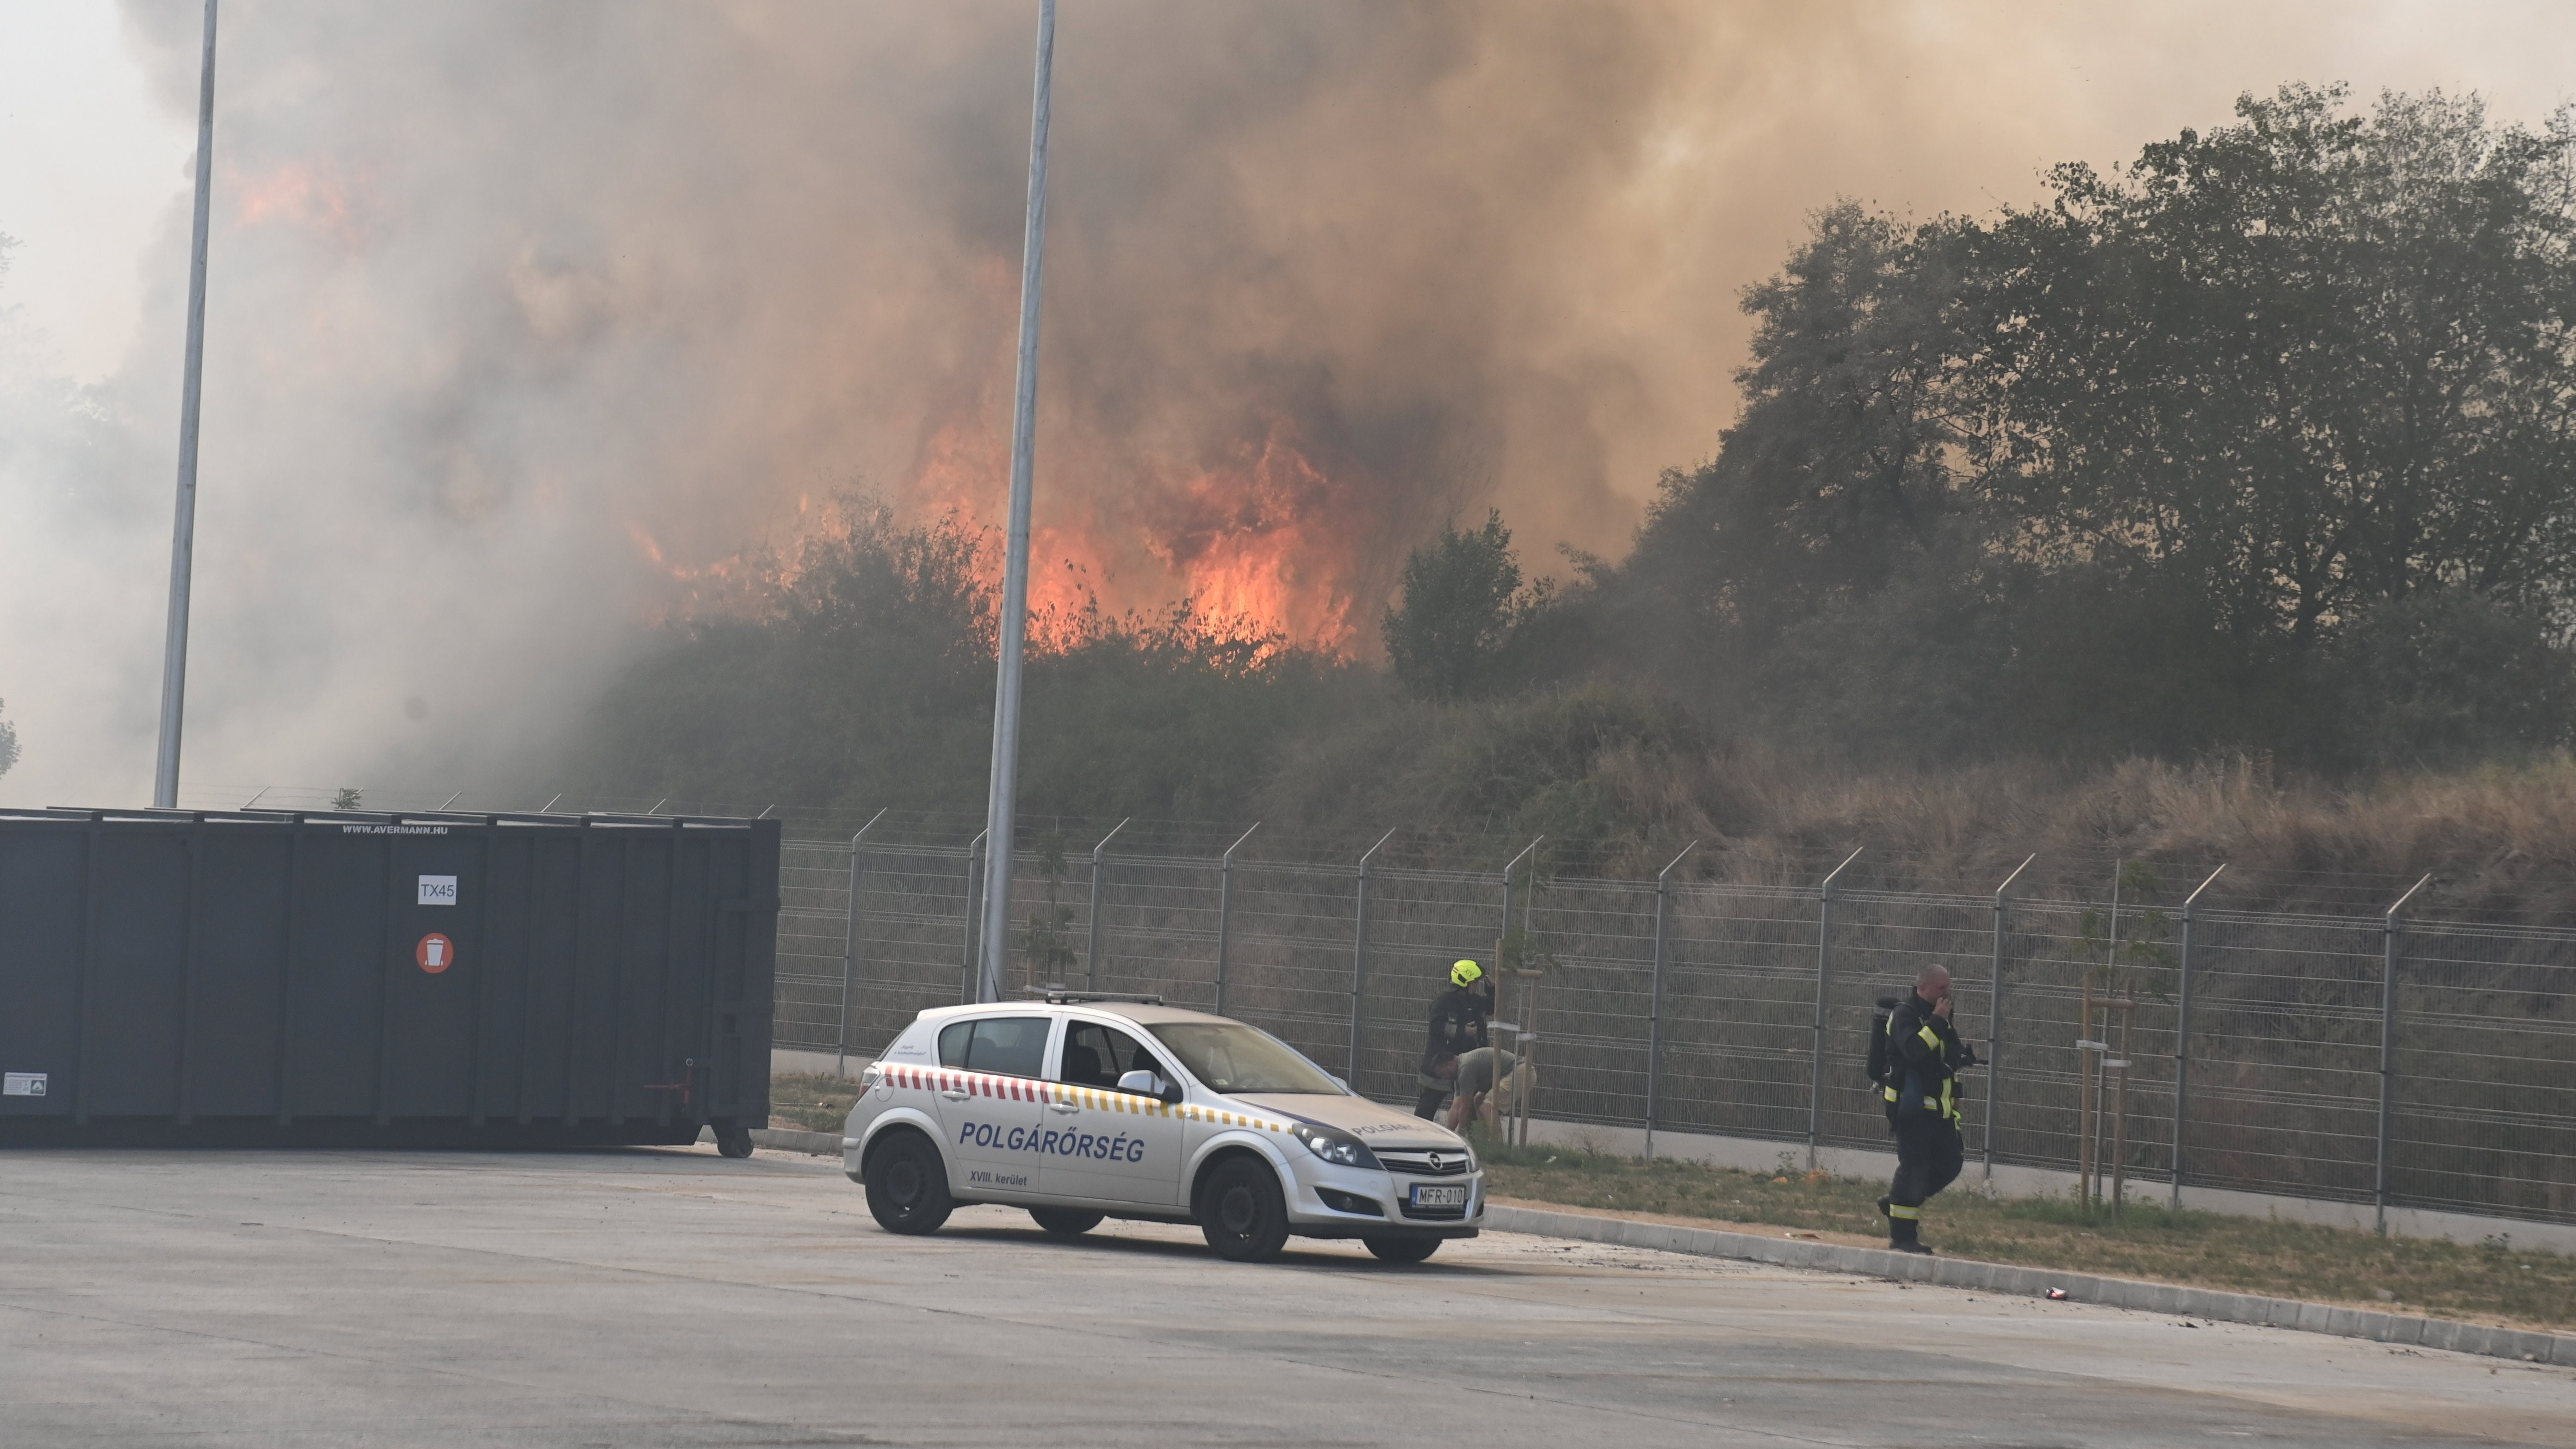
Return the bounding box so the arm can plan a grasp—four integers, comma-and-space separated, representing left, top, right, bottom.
1280, 1157, 1486, 1237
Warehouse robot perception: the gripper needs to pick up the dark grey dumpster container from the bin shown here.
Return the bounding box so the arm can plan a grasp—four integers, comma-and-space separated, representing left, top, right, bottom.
0, 808, 777, 1148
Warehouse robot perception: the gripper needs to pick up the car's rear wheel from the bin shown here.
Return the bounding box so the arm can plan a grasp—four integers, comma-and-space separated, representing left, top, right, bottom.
1197, 1156, 1291, 1263
713, 1124, 755, 1158
1362, 1234, 1441, 1264
863, 1131, 953, 1235
1029, 1208, 1104, 1237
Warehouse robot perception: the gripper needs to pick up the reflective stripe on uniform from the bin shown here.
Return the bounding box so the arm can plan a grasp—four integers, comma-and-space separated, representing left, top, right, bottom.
1917, 1024, 1942, 1050
1887, 1204, 1921, 1220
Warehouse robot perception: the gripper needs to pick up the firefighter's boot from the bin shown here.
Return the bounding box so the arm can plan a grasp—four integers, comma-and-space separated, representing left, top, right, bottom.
1888, 1204, 1931, 1254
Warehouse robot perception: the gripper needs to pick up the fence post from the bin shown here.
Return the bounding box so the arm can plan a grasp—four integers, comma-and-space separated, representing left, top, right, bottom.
1350, 829, 1399, 1085
2169, 862, 2226, 1208
960, 828, 989, 1005
1213, 823, 1259, 1016
1807, 848, 1864, 1171
837, 807, 889, 1075
1985, 855, 2033, 1182
1083, 817, 1129, 991
1500, 836, 1542, 945
1647, 842, 1699, 1160
2377, 873, 2432, 1234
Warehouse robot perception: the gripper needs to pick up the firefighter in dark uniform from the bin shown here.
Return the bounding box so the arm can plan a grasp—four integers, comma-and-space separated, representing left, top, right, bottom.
1414, 960, 1492, 1119
1881, 962, 1975, 1254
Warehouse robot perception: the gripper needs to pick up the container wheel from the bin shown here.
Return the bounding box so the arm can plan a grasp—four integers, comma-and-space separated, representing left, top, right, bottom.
1196, 1156, 1291, 1262
714, 1124, 755, 1158
1362, 1234, 1441, 1264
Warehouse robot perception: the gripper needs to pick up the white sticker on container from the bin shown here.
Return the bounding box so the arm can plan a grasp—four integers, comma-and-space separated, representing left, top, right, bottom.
418, 874, 458, 906
3, 1073, 46, 1097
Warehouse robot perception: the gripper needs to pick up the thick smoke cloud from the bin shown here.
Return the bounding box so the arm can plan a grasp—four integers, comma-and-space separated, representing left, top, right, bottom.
4, 0, 2570, 805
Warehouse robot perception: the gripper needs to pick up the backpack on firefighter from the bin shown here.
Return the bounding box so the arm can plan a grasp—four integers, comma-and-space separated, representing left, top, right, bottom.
1865, 996, 1902, 1091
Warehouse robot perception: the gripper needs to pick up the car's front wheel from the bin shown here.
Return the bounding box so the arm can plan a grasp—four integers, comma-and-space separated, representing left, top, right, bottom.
1362, 1234, 1441, 1264
863, 1130, 954, 1235
1030, 1207, 1105, 1237
1197, 1156, 1291, 1263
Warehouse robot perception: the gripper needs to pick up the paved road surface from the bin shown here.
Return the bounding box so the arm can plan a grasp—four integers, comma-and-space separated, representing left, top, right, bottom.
3, 1146, 2569, 1447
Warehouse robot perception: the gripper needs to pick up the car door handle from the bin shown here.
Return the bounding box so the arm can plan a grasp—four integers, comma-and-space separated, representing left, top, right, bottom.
939, 1090, 969, 1102
1048, 1102, 1079, 1115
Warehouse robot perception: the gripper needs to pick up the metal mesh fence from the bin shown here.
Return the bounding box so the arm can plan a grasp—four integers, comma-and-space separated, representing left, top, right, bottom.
767, 838, 2576, 1228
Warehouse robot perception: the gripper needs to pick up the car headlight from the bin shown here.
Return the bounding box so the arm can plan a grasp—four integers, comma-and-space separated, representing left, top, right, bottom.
1290, 1123, 1381, 1170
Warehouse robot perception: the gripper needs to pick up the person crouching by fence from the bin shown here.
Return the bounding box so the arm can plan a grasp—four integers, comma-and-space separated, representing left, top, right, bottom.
1876, 962, 1977, 1255
1443, 1043, 1523, 1133
1414, 960, 1492, 1120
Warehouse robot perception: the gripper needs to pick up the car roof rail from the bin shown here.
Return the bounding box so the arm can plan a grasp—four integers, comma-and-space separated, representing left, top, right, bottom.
1030, 987, 1165, 1006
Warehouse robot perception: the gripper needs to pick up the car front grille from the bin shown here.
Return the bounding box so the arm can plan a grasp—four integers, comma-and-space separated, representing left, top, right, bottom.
1375, 1148, 1472, 1177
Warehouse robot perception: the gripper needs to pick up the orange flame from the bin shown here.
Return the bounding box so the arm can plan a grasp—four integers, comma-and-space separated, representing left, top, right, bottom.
230, 161, 363, 244
1141, 419, 1362, 653
899, 408, 1368, 656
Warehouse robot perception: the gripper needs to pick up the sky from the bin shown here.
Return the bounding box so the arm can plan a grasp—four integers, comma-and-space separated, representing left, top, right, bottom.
0, 0, 2571, 811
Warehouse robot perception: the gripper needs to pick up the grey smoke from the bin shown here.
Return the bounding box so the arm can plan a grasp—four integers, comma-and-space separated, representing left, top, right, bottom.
2, 1, 2568, 805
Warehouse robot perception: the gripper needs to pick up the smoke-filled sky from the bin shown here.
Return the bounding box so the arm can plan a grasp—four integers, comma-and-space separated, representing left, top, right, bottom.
3, 0, 2572, 808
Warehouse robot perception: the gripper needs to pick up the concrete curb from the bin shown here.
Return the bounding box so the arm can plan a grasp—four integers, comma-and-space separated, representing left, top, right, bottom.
1485, 1205, 2576, 1369
698, 1127, 847, 1157
750, 1127, 844, 1156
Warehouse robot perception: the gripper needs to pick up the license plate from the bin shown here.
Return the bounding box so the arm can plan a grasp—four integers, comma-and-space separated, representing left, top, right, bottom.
1410, 1183, 1468, 1208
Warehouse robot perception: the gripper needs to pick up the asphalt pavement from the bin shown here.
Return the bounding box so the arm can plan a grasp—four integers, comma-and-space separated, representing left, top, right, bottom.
2, 1145, 2569, 1447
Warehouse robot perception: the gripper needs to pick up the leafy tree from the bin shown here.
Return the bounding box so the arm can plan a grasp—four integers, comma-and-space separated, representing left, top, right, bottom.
1598, 85, 2576, 770
1624, 205, 1982, 645
1977, 85, 2576, 645
1382, 509, 1552, 698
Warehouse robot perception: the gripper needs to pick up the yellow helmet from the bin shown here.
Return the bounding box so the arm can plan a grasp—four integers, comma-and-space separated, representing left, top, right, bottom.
1451, 960, 1483, 987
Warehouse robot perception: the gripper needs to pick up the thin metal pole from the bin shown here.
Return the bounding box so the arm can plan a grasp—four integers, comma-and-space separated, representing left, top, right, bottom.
1807, 847, 1864, 1171
960, 828, 989, 1005
2170, 862, 2226, 1208
975, 0, 1059, 1004
1985, 854, 2033, 1182
1213, 823, 1259, 1016
153, 0, 219, 810
1500, 837, 1542, 945
2089, 860, 2123, 1205
1350, 828, 1398, 1086
837, 807, 889, 1074
1084, 817, 1128, 990
1646, 841, 1698, 1160
2377, 873, 2431, 1234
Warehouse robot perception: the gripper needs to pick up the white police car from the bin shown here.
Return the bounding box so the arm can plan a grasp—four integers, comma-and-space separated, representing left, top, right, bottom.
843, 992, 1484, 1263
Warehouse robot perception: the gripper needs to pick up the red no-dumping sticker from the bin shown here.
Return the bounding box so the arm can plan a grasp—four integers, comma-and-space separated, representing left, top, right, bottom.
416, 932, 455, 974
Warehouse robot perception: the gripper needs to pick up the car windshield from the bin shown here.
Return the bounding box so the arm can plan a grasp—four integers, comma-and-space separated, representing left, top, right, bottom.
1146, 1022, 1344, 1095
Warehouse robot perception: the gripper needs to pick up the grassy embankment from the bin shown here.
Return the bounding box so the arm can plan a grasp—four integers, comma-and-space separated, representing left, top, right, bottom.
773, 1074, 861, 1134
1475, 1140, 2576, 1333
779, 1072, 2572, 1330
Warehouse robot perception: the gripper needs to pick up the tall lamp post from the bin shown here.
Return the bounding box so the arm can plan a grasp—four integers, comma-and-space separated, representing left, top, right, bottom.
975, 0, 1059, 1001
154, 0, 220, 810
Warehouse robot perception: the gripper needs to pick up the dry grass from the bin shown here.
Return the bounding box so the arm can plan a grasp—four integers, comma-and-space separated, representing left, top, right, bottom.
1477, 1140, 2576, 1332
770, 1071, 859, 1133
1645, 750, 2576, 922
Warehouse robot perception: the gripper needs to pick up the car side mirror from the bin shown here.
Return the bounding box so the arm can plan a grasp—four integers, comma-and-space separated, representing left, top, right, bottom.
1328, 1074, 1350, 1093
1118, 1069, 1179, 1103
